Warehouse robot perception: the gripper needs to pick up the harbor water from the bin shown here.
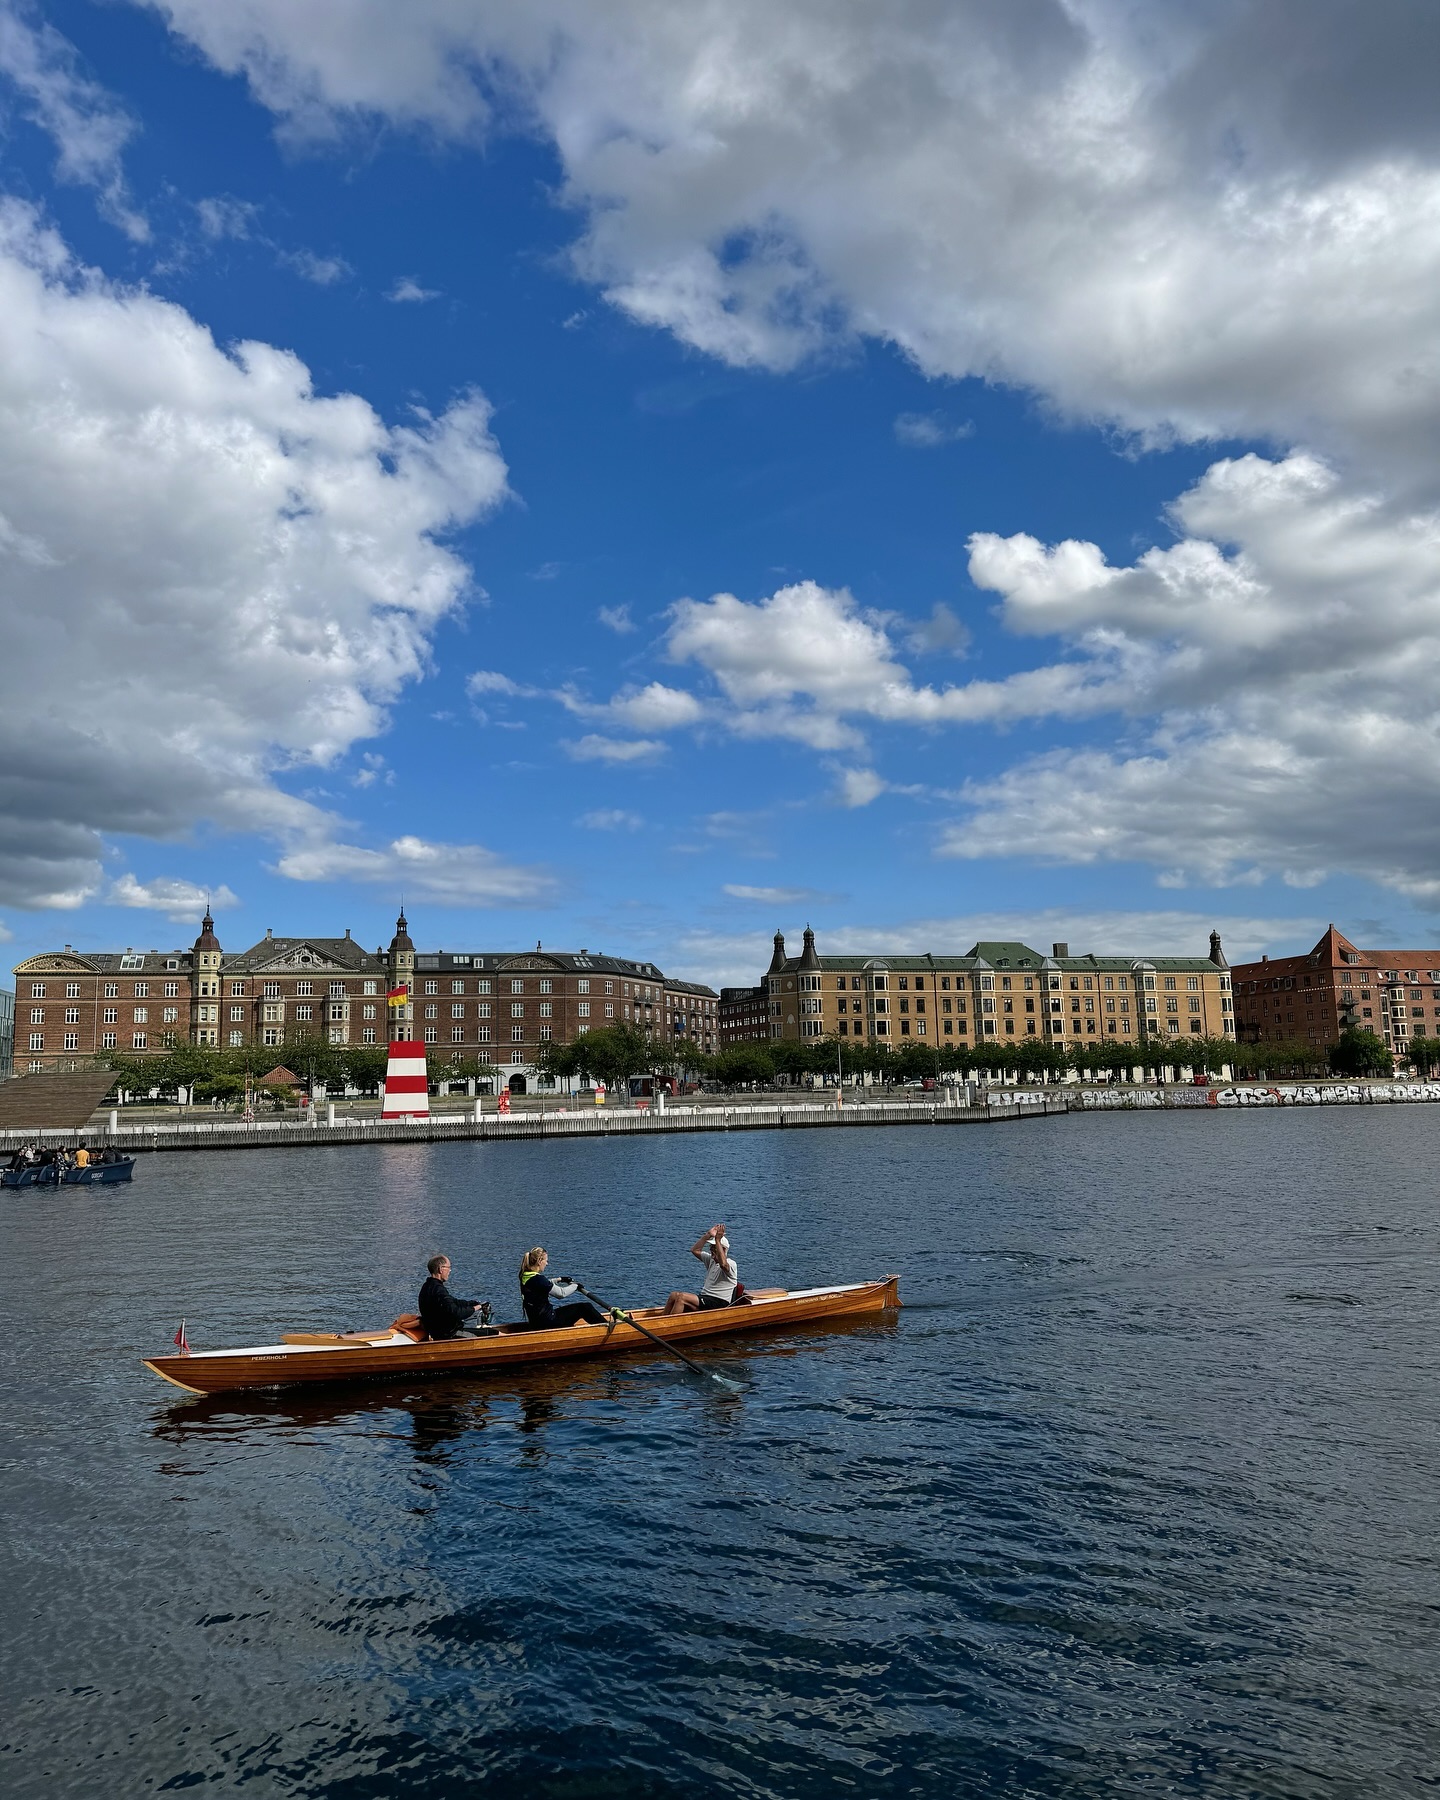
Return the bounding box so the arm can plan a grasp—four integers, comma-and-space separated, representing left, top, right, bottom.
2, 1108, 1438, 1796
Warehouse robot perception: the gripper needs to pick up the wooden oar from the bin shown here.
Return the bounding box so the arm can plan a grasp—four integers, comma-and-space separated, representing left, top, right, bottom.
573, 1282, 744, 1391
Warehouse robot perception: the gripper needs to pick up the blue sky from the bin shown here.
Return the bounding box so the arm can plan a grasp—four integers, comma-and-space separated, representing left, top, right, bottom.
4, 1, 1440, 987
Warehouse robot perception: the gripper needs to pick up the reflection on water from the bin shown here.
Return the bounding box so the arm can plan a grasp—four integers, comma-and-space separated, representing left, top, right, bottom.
5, 1110, 1440, 1798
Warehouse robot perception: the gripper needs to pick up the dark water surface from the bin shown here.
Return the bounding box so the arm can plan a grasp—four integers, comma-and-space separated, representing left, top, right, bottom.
3, 1109, 1439, 1797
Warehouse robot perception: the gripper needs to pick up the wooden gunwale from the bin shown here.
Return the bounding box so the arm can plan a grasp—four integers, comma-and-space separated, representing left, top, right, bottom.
144, 1276, 901, 1396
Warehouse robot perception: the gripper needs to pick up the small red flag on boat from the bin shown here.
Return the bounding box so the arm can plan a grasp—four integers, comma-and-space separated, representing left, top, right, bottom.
173, 1319, 190, 1356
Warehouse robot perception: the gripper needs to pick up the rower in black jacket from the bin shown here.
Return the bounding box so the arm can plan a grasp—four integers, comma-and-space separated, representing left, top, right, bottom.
418, 1254, 488, 1339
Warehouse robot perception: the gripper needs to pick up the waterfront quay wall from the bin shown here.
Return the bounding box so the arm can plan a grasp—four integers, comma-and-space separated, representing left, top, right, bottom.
5, 1081, 1440, 1155
0, 1095, 1068, 1154
1077, 1081, 1440, 1109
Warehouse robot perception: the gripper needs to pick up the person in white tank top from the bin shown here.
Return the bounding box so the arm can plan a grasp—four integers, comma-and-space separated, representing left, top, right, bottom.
663, 1224, 740, 1314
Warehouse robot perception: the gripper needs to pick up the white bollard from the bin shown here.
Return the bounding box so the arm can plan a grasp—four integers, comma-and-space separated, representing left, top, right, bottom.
474, 1097, 483, 1123
109, 1109, 119, 1133
326, 1101, 336, 1127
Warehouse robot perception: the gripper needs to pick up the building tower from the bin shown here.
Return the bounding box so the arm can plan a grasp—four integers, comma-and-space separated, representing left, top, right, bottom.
1209, 929, 1228, 968
386, 909, 416, 1041
191, 909, 222, 1048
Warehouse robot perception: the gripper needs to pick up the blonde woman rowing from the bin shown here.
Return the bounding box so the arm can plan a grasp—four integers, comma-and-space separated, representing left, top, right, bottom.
518, 1247, 610, 1329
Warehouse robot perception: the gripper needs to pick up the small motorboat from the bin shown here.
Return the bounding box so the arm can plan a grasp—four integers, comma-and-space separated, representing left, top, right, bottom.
0, 1150, 135, 1188
144, 1276, 901, 1395
62, 1152, 135, 1186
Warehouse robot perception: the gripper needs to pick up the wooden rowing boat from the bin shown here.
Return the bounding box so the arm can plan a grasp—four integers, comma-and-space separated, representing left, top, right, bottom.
144, 1276, 901, 1396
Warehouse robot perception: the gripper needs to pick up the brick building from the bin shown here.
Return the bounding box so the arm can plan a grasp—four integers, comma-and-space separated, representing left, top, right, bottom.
718, 985, 769, 1046
1231, 924, 1440, 1056
12, 911, 717, 1077
756, 926, 1235, 1050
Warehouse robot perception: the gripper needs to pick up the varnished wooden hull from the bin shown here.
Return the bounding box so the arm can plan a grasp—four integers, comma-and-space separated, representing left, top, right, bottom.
145, 1276, 901, 1396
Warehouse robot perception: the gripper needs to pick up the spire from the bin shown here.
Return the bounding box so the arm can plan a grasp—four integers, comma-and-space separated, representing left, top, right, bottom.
389, 909, 414, 954
799, 924, 821, 972
1209, 929, 1228, 968
767, 930, 787, 975
193, 908, 221, 953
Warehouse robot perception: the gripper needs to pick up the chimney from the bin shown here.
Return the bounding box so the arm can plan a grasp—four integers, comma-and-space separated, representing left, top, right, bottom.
64, 944, 71, 952
1052, 942, 1069, 958
1262, 953, 1268, 963
266, 927, 273, 940
344, 927, 351, 940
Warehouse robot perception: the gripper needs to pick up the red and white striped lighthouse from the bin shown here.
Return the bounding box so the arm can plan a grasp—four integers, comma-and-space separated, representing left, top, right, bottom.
381, 980, 429, 1118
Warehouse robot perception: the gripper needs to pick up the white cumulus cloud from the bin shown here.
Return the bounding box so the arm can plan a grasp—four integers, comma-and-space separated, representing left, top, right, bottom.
0, 201, 513, 910
275, 835, 552, 906
110, 875, 242, 921
132, 0, 1440, 476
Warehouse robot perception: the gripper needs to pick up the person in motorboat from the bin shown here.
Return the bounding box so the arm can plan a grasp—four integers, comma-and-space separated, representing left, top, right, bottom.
74, 1146, 90, 1170
519, 1247, 609, 1329
663, 1223, 745, 1314
418, 1255, 492, 1340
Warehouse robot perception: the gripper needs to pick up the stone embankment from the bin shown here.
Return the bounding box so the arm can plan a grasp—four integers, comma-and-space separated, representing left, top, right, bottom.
2, 1094, 1063, 1153
5, 1080, 1437, 1156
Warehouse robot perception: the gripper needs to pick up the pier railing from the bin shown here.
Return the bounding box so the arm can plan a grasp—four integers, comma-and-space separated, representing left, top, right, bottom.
0, 1094, 1071, 1153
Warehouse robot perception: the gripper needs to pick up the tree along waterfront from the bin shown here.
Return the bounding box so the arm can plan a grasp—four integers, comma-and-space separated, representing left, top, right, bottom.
79, 1020, 1428, 1109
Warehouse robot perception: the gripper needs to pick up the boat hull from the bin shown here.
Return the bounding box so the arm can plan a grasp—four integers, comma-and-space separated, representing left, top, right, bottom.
145, 1277, 901, 1396
1, 1157, 134, 1188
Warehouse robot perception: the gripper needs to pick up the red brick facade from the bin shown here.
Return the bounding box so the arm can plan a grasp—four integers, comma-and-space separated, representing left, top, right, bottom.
11, 912, 717, 1073
1231, 924, 1440, 1055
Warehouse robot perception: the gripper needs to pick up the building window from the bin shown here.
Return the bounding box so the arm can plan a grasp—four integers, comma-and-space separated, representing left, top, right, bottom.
63, 1006, 79, 1024
424, 1026, 438, 1043
29, 1008, 44, 1025
103, 982, 117, 998
478, 1003, 491, 1019
452, 1026, 465, 1042
64, 981, 80, 999
264, 982, 280, 999
102, 1032, 117, 1049
477, 979, 491, 995
511, 1024, 525, 1042
510, 979, 525, 994
511, 1002, 526, 1018
28, 1033, 44, 1051
30, 983, 46, 999
297, 981, 313, 997
229, 982, 246, 998
424, 1003, 438, 1019
539, 1002, 553, 1018
451, 1003, 465, 1018
162, 1007, 178, 1024
539, 1025, 553, 1041
539, 979, 553, 994
262, 1027, 281, 1046
134, 982, 149, 998
133, 1007, 148, 1024
164, 981, 179, 998
364, 981, 377, 996
132, 1032, 147, 1049
362, 1027, 377, 1044
425, 980, 438, 995
576, 978, 590, 994
363, 1004, 376, 1020
228, 1030, 243, 1047
295, 1005, 312, 1021
452, 979, 466, 994
477, 1026, 491, 1043
605, 1003, 615, 1019
103, 1007, 118, 1024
